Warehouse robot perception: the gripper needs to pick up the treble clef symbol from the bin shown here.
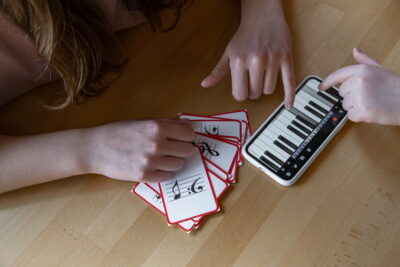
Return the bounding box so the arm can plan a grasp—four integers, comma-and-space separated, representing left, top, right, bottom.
172, 180, 181, 200
188, 178, 204, 194
199, 142, 219, 157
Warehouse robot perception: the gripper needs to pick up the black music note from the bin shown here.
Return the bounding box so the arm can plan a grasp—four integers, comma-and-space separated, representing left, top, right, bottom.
204, 125, 220, 135
172, 180, 181, 200
198, 141, 220, 157
152, 194, 161, 202
187, 178, 204, 194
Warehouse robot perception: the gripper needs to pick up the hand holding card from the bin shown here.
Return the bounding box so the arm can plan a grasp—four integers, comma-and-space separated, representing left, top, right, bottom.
132, 110, 252, 232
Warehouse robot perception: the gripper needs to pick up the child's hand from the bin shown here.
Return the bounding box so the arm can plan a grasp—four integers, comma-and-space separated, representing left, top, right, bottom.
201, 0, 295, 109
84, 119, 195, 182
320, 48, 400, 125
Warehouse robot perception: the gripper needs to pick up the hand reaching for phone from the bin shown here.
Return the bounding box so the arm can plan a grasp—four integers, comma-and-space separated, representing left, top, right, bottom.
201, 0, 295, 108
319, 48, 400, 125
84, 119, 195, 182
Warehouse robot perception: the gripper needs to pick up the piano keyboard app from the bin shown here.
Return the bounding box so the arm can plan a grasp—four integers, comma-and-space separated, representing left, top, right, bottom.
243, 76, 348, 186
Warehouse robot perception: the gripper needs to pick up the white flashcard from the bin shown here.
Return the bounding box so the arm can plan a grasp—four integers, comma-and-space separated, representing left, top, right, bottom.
179, 113, 247, 144
210, 110, 252, 141
194, 133, 238, 176
158, 148, 219, 224
132, 183, 197, 232
228, 162, 238, 184
187, 120, 242, 144
205, 159, 229, 180
191, 170, 229, 222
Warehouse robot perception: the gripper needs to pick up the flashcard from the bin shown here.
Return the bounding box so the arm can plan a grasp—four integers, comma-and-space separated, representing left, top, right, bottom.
191, 171, 229, 223
205, 159, 229, 180
132, 183, 197, 232
187, 119, 242, 144
194, 133, 238, 176
159, 147, 219, 224
228, 162, 238, 183
209, 110, 252, 141
192, 170, 229, 222
179, 113, 246, 144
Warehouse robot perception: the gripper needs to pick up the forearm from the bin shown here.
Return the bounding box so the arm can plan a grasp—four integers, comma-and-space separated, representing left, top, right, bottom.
240, 0, 285, 25
0, 129, 89, 193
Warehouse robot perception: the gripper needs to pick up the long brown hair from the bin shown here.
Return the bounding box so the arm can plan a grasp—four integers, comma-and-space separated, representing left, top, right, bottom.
0, 0, 186, 108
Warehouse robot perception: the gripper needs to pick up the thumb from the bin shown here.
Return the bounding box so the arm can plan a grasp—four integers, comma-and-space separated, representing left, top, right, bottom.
201, 54, 229, 88
353, 47, 381, 67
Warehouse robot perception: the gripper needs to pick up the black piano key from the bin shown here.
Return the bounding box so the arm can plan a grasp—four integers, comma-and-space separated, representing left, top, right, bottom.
317, 91, 336, 104
278, 135, 298, 150
305, 106, 325, 120
260, 156, 280, 172
296, 115, 316, 128
274, 140, 294, 155
309, 101, 329, 114
264, 151, 284, 166
326, 87, 341, 100
287, 125, 307, 139
292, 120, 312, 135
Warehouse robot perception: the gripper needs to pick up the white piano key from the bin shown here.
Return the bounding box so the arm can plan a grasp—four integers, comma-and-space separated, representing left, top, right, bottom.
263, 127, 301, 148
253, 138, 290, 162
269, 122, 303, 145
298, 90, 331, 111
293, 101, 322, 123
255, 135, 291, 159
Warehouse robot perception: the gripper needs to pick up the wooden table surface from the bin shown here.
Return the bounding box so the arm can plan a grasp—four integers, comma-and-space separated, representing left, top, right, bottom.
1, 0, 400, 266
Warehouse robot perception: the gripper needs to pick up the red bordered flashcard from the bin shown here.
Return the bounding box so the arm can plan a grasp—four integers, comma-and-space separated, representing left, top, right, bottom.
158, 147, 219, 224
132, 183, 198, 232
209, 110, 252, 141
194, 133, 239, 178
179, 113, 246, 143
179, 114, 245, 144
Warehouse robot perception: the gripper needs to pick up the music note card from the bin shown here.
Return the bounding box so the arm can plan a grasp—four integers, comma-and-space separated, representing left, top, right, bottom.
209, 110, 252, 143
132, 183, 198, 232
180, 112, 250, 145
185, 119, 242, 144
194, 133, 239, 176
159, 147, 219, 224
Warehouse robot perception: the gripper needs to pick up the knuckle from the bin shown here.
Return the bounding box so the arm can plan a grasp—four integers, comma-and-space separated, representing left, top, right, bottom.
248, 54, 264, 66
231, 57, 245, 68
148, 142, 161, 154
147, 121, 163, 136
139, 156, 152, 170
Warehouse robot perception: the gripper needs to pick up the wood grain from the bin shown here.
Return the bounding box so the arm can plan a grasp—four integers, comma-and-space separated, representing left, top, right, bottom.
1, 0, 400, 266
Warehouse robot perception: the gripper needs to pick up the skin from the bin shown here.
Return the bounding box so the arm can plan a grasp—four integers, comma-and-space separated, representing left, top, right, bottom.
320, 48, 400, 125
0, 0, 293, 193
0, 120, 195, 193
201, 0, 295, 108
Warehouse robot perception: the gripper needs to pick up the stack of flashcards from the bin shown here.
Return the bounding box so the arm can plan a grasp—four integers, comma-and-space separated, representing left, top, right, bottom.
132, 110, 252, 233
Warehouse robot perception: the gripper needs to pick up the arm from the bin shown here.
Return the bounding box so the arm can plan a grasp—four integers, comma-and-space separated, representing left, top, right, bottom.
0, 119, 195, 194
201, 0, 295, 108
0, 130, 89, 193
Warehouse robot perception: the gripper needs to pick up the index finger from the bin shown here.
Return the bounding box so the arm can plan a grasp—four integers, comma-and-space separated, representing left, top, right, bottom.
163, 122, 195, 142
319, 65, 363, 90
281, 54, 296, 109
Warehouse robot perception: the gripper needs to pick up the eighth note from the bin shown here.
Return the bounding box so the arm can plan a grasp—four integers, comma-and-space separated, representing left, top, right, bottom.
204, 125, 220, 135
172, 180, 181, 200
